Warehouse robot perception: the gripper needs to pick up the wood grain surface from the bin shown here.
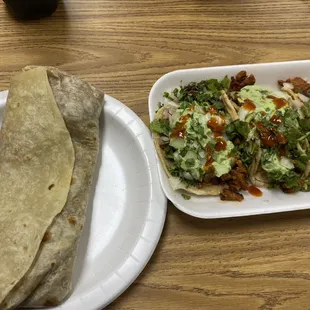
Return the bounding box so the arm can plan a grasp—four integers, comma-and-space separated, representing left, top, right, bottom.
1, 0, 310, 309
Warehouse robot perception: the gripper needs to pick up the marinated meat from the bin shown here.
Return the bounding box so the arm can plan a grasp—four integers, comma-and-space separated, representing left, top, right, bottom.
280, 183, 297, 194
221, 160, 248, 190
256, 121, 287, 147
229, 71, 256, 92
278, 77, 310, 96
220, 188, 244, 201
210, 176, 221, 185
220, 160, 249, 201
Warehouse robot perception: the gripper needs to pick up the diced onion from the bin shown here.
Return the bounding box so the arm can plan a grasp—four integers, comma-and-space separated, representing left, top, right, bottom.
160, 136, 169, 142
292, 99, 304, 109
283, 82, 294, 90
205, 113, 224, 124
169, 176, 184, 191
280, 156, 294, 169
238, 107, 248, 121
165, 101, 179, 108
205, 113, 211, 122
183, 172, 193, 180
199, 150, 205, 158
297, 93, 310, 103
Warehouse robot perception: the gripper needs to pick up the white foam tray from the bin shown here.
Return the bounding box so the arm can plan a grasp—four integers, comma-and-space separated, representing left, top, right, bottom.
149, 60, 310, 219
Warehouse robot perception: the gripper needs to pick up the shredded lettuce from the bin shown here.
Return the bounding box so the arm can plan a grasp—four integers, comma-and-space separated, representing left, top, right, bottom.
150, 119, 170, 136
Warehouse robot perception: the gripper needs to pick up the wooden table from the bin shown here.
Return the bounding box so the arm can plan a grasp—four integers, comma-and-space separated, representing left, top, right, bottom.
1, 1, 310, 309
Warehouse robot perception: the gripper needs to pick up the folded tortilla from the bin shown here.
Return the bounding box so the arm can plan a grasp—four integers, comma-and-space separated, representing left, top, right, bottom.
153, 107, 222, 196
0, 68, 75, 306
0, 67, 104, 309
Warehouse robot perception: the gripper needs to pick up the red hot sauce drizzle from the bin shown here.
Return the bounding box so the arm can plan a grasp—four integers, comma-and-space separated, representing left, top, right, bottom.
207, 107, 226, 134
207, 115, 226, 134
170, 114, 190, 139
208, 107, 219, 115
256, 120, 287, 147
208, 117, 224, 132
267, 95, 288, 109
270, 115, 282, 125
203, 148, 214, 172
248, 185, 263, 197
273, 97, 287, 109
256, 121, 277, 147
243, 99, 256, 111
213, 132, 222, 138
215, 138, 227, 152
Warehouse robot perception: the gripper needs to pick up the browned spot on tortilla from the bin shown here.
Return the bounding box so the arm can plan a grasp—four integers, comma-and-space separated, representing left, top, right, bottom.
51, 262, 55, 268
42, 231, 52, 242
68, 216, 77, 225
23, 223, 27, 227
43, 297, 59, 307
23, 246, 28, 252
24, 155, 31, 161
48, 183, 55, 190
74, 197, 81, 203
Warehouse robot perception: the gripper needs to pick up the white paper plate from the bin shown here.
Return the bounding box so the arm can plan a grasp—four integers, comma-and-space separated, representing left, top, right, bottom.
148, 60, 310, 219
0, 91, 167, 310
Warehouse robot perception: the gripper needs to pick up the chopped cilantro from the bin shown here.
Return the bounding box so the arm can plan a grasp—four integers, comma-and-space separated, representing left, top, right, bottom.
163, 145, 175, 160
167, 76, 230, 110
282, 109, 302, 148
163, 92, 175, 101
181, 193, 191, 200
234, 144, 253, 168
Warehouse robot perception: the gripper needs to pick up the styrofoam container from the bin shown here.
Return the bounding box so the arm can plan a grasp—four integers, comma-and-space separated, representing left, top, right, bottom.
148, 60, 310, 219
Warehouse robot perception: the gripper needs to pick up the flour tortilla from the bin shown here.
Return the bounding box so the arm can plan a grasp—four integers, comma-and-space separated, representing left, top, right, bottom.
0, 67, 104, 309
0, 68, 75, 306
153, 107, 222, 196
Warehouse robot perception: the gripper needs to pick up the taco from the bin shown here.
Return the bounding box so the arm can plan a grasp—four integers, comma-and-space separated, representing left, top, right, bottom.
152, 106, 223, 196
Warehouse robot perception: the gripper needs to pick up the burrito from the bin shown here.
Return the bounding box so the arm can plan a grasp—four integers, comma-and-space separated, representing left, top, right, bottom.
0, 66, 104, 309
